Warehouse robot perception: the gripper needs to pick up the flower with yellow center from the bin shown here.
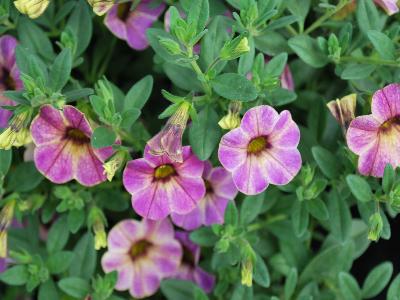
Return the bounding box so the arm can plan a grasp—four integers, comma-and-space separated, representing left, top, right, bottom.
14, 0, 50, 19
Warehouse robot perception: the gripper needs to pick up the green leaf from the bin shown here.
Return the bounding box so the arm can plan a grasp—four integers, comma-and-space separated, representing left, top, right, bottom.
6, 162, 44, 193
38, 279, 59, 300
189, 106, 221, 160
190, 227, 218, 247
47, 216, 69, 253
187, 0, 209, 36
367, 30, 396, 60
67, 1, 93, 57
305, 198, 329, 221
388, 274, 400, 300
0, 265, 28, 286
161, 279, 198, 300
254, 253, 270, 288
341, 64, 376, 80
346, 175, 373, 203
338, 272, 361, 300
383, 164, 395, 194
0, 149, 12, 176
240, 193, 264, 225
311, 146, 340, 179
328, 189, 352, 242
49, 48, 72, 92
267, 88, 297, 106
356, 0, 381, 34
224, 201, 239, 227
120, 108, 141, 130
284, 268, 298, 300
67, 209, 85, 233
288, 35, 329, 68
254, 31, 290, 56
124, 75, 153, 111
47, 251, 74, 274
147, 29, 183, 63
64, 88, 94, 102
362, 262, 393, 299
291, 200, 309, 237
212, 73, 258, 101
69, 232, 97, 279
58, 277, 90, 299
265, 53, 288, 77
163, 63, 203, 92
91, 126, 116, 149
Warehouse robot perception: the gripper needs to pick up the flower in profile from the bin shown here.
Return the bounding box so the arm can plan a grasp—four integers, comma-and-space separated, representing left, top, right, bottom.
0, 109, 32, 150
0, 35, 23, 129
88, 206, 108, 250
30, 105, 114, 186
147, 101, 191, 163
346, 83, 400, 177
13, 0, 50, 19
101, 218, 182, 299
218, 101, 242, 130
374, 0, 399, 15
327, 93, 357, 133
173, 231, 215, 293
0, 199, 16, 258
104, 0, 165, 50
87, 0, 114, 16
103, 150, 126, 181
123, 146, 205, 220
218, 105, 301, 195
171, 161, 238, 230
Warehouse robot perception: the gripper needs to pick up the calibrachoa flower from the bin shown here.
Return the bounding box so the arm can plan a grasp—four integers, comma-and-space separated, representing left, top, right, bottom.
104, 0, 165, 50
346, 83, 400, 177
174, 231, 215, 293
123, 146, 205, 220
0, 35, 23, 128
13, 0, 50, 19
218, 105, 301, 195
101, 218, 182, 299
171, 161, 238, 230
30, 105, 114, 186
374, 0, 399, 15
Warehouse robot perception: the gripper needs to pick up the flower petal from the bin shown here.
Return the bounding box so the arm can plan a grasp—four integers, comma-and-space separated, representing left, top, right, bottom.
193, 267, 215, 293
241, 105, 279, 137
30, 105, 66, 145
104, 5, 128, 40
107, 220, 143, 252
168, 176, 205, 214
123, 158, 154, 194
174, 147, 204, 178
346, 115, 380, 154
74, 146, 106, 186
371, 83, 400, 123
268, 110, 300, 148
171, 207, 202, 230
218, 128, 248, 171
63, 105, 92, 137
0, 35, 17, 68
203, 195, 229, 226
209, 167, 237, 199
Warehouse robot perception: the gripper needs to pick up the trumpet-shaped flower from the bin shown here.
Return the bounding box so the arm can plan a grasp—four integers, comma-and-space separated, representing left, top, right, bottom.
347, 83, 400, 177
30, 105, 114, 186
104, 0, 165, 50
13, 0, 50, 19
218, 105, 301, 195
327, 93, 356, 132
173, 231, 215, 293
374, 0, 399, 15
123, 146, 205, 220
101, 218, 182, 299
171, 161, 238, 230
0, 35, 22, 128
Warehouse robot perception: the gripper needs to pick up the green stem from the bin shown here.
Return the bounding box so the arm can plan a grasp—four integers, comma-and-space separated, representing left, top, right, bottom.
187, 47, 213, 96
304, 0, 351, 35
286, 25, 298, 36
340, 56, 400, 67
246, 214, 287, 232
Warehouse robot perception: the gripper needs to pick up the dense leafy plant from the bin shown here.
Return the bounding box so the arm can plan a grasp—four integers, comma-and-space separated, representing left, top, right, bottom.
1, 0, 400, 299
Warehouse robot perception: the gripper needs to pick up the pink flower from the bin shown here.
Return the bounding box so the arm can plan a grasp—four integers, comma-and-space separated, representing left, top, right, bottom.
30, 105, 114, 186
104, 0, 165, 50
123, 146, 205, 220
347, 83, 400, 177
374, 0, 399, 15
174, 231, 215, 293
218, 105, 301, 195
102, 218, 182, 299
0, 35, 23, 128
171, 161, 238, 230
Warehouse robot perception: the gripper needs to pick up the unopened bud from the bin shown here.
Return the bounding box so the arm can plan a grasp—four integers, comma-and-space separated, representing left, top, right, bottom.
14, 0, 50, 19
159, 38, 182, 55
0, 200, 16, 258
327, 93, 356, 133
218, 101, 242, 130
368, 212, 383, 242
87, 0, 114, 16
88, 207, 107, 250
220, 36, 250, 61
103, 151, 126, 181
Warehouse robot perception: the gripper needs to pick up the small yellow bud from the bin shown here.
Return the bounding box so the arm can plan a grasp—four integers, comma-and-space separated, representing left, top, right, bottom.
87, 0, 114, 16
93, 221, 107, 250
103, 151, 126, 181
218, 101, 242, 130
14, 0, 50, 19
220, 36, 250, 61
0, 200, 16, 258
241, 259, 253, 287
0, 110, 32, 150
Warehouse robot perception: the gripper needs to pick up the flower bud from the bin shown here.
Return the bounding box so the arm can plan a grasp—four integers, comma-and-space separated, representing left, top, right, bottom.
241, 258, 253, 287
0, 199, 16, 258
220, 35, 250, 61
327, 93, 356, 133
368, 212, 383, 242
159, 37, 182, 55
218, 101, 242, 130
0, 109, 32, 150
87, 0, 114, 16
88, 207, 107, 250
13, 0, 50, 19
103, 151, 126, 181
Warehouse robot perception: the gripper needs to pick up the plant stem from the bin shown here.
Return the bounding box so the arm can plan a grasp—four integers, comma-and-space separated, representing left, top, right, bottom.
340, 56, 400, 67
246, 214, 287, 232
304, 0, 351, 35
187, 47, 213, 96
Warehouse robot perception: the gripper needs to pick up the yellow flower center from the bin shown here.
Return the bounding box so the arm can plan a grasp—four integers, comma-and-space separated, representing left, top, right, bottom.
154, 164, 175, 180
380, 116, 400, 131
65, 128, 90, 144
247, 136, 268, 154
130, 239, 153, 260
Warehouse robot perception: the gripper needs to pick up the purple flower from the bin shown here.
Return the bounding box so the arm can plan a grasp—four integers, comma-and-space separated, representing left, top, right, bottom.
374, 0, 399, 15
346, 83, 400, 177
30, 105, 114, 186
171, 161, 238, 230
104, 0, 165, 50
123, 146, 205, 220
102, 218, 182, 299
218, 105, 301, 195
174, 231, 215, 293
0, 35, 23, 128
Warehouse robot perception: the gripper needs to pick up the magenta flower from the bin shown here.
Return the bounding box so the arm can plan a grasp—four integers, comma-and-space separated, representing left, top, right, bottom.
346, 83, 400, 177
0, 35, 23, 128
171, 161, 238, 230
374, 0, 399, 15
123, 146, 205, 220
218, 105, 301, 195
30, 105, 114, 186
104, 0, 165, 50
173, 231, 215, 293
102, 218, 182, 299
